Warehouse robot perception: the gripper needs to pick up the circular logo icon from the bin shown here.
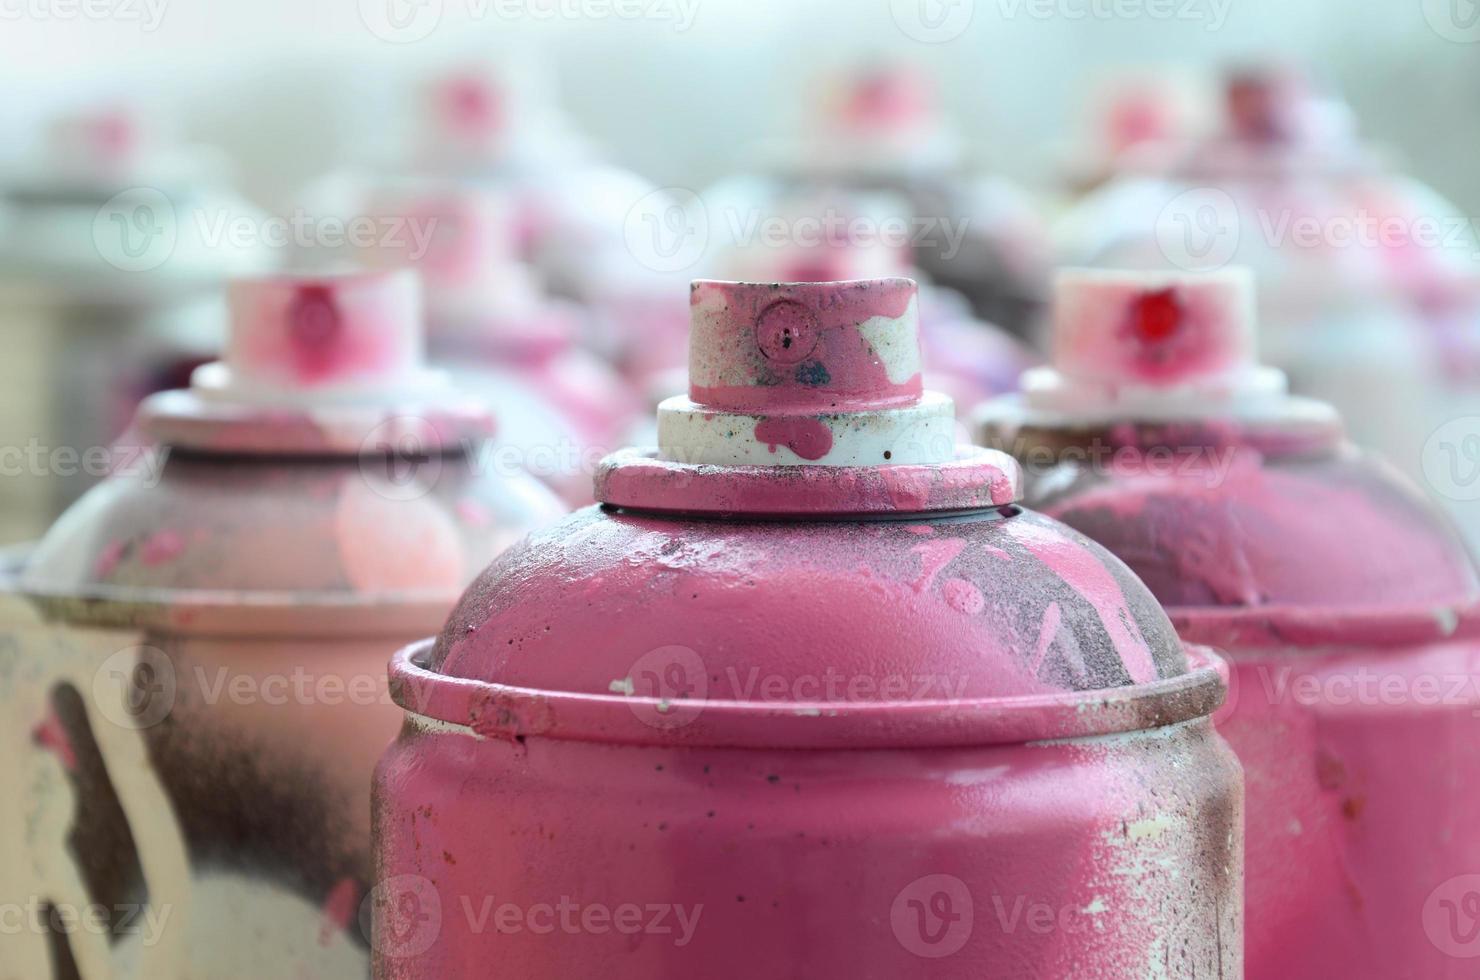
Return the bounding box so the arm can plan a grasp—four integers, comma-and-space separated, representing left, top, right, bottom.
890, 0, 975, 43
1423, 417, 1480, 501
358, 0, 444, 43
363, 874, 443, 958
360, 415, 446, 502
1424, 0, 1480, 42
1424, 874, 1480, 957
1155, 187, 1241, 271
891, 874, 973, 958
93, 645, 177, 730
93, 187, 178, 273
621, 645, 708, 729
623, 187, 709, 274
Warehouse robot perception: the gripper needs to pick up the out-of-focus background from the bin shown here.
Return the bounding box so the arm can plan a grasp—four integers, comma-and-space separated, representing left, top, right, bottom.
4, 0, 1480, 548
2, 1, 1477, 208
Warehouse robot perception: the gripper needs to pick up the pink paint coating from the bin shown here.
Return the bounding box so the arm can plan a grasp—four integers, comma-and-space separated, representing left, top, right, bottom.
225, 270, 424, 390
752, 417, 834, 460
688, 279, 920, 413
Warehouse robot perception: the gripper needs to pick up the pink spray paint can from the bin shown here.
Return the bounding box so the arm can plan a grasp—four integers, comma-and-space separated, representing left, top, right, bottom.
1057, 66, 1480, 549
354, 180, 643, 506
0, 268, 564, 978
371, 277, 1242, 978
703, 60, 1052, 340
977, 267, 1480, 978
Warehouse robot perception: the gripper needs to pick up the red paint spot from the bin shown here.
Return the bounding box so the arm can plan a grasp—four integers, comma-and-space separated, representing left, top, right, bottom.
32, 710, 78, 772
140, 530, 185, 566
287, 285, 343, 381
1130, 288, 1183, 344
753, 418, 834, 461
319, 878, 359, 946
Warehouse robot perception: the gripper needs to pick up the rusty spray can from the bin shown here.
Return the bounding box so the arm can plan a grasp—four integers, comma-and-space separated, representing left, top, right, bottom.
0, 106, 274, 536
0, 268, 564, 978
371, 277, 1242, 978
977, 267, 1480, 979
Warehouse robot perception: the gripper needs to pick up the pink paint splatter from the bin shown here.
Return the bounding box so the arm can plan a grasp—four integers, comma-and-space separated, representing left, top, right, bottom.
287, 285, 344, 382
32, 710, 78, 772
942, 577, 984, 615
319, 877, 360, 946
456, 498, 492, 529
140, 530, 185, 566
94, 539, 127, 579
1010, 521, 1159, 683
754, 418, 834, 461
912, 538, 967, 594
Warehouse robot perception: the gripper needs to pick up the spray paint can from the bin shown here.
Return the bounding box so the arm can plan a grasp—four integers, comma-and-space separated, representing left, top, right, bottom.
1056, 65, 1480, 548
0, 106, 274, 537
0, 268, 564, 978
978, 267, 1480, 979
351, 180, 642, 505
372, 277, 1242, 978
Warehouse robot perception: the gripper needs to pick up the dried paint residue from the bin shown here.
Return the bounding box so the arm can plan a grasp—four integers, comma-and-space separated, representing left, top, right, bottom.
753, 418, 834, 461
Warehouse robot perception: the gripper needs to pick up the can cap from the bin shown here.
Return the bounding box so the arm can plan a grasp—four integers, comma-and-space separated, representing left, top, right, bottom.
200, 269, 438, 401
1007, 268, 1326, 424
599, 278, 1021, 514
137, 268, 492, 453
658, 279, 958, 466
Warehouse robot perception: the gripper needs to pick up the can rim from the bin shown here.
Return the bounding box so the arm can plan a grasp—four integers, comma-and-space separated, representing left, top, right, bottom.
594, 445, 1022, 517
388, 639, 1228, 749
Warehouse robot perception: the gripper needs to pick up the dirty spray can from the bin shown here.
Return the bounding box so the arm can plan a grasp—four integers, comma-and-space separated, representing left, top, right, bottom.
0, 268, 564, 978
0, 107, 274, 537
372, 277, 1242, 978
978, 267, 1480, 979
